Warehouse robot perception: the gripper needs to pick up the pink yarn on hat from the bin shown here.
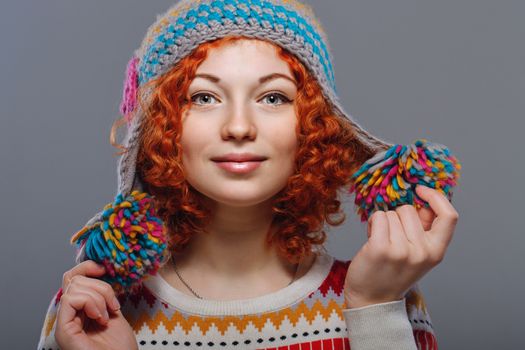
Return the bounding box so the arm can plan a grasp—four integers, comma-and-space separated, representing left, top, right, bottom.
119, 56, 139, 127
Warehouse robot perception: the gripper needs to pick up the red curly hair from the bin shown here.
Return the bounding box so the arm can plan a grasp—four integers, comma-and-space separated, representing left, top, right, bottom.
110, 35, 380, 264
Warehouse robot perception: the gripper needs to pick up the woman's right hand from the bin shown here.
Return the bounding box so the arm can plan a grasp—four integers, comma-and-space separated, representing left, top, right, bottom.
55, 260, 139, 350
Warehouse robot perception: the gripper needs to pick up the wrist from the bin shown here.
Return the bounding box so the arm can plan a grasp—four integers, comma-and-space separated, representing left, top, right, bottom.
344, 294, 404, 309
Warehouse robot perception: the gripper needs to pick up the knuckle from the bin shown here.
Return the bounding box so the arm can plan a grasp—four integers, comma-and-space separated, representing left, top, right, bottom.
62, 271, 71, 286
69, 275, 80, 284
103, 283, 116, 298
409, 251, 429, 265
389, 249, 408, 263
370, 246, 389, 260
93, 291, 106, 305
429, 251, 445, 264
59, 293, 72, 307
80, 290, 93, 302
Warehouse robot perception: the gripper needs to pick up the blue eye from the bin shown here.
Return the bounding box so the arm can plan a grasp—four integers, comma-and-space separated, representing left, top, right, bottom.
261, 93, 292, 106
191, 93, 218, 106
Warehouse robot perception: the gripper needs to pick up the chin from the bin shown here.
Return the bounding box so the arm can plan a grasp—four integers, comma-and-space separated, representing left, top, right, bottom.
192, 183, 285, 208
216, 196, 276, 208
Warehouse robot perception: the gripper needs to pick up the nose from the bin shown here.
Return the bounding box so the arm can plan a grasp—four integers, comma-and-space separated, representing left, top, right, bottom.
221, 102, 257, 141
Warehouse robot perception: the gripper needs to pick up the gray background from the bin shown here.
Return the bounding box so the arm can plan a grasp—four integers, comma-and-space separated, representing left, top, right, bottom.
1, 0, 523, 348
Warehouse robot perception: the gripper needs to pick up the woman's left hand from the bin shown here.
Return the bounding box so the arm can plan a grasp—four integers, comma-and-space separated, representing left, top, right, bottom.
343, 185, 459, 308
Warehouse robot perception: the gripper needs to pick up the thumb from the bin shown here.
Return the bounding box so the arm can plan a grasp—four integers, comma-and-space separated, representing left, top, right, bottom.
414, 184, 457, 248
87, 260, 107, 274
77, 260, 107, 279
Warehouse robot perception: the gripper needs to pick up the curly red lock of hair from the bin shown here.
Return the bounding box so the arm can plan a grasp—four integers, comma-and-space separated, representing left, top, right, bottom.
110, 35, 380, 265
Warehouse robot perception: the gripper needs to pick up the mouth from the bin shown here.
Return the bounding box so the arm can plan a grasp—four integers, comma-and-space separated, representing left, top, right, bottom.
210, 153, 268, 162
212, 159, 266, 174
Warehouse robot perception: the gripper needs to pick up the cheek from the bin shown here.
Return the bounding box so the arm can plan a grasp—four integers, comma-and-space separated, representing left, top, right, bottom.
267, 127, 298, 179
180, 123, 208, 167
272, 122, 298, 158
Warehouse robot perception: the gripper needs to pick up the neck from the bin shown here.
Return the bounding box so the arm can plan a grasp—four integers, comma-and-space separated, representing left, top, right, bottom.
171, 198, 300, 283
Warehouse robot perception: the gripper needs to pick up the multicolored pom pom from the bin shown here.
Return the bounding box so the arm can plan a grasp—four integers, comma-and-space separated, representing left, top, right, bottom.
349, 138, 461, 222
70, 190, 168, 295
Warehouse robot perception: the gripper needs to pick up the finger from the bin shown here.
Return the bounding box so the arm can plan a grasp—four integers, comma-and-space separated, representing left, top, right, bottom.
67, 275, 121, 313
395, 205, 426, 246
415, 185, 459, 248
56, 292, 107, 330
65, 281, 110, 324
416, 206, 436, 232
367, 211, 390, 248
385, 211, 409, 258
62, 260, 106, 291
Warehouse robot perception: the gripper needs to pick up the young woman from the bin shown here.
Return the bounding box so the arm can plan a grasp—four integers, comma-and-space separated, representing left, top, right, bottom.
38, 1, 459, 349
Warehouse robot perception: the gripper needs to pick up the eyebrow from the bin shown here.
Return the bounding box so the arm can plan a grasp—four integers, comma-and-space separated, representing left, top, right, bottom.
193, 72, 297, 86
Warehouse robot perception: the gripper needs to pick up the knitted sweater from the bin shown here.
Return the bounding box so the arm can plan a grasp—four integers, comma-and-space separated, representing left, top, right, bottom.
37, 251, 437, 349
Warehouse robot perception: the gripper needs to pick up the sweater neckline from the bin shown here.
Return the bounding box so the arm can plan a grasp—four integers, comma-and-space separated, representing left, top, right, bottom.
142, 250, 334, 316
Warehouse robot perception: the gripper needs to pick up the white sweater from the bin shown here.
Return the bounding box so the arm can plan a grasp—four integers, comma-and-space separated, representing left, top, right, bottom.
38, 251, 437, 349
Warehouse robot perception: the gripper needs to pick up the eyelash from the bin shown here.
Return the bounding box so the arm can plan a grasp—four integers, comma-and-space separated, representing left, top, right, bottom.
190, 92, 292, 107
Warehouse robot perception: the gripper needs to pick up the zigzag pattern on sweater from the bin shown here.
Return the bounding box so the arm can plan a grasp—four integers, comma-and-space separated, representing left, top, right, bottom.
39, 258, 437, 349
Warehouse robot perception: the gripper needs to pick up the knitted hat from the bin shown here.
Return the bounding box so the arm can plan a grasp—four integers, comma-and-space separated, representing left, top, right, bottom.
70, 0, 461, 295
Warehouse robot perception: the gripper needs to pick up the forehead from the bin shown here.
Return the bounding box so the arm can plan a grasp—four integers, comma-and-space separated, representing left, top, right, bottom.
195, 39, 292, 76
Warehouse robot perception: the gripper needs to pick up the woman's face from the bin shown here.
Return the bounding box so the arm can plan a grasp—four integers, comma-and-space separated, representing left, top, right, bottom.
180, 39, 298, 208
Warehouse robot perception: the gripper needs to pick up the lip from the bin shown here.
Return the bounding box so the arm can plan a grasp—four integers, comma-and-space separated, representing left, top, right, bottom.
213, 160, 266, 174
211, 153, 268, 162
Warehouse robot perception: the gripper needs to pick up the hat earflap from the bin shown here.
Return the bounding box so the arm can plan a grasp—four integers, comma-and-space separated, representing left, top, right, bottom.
350, 138, 462, 222
69, 58, 169, 295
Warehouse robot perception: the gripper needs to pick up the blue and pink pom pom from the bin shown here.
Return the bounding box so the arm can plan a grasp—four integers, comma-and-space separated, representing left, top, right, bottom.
349, 138, 462, 222
70, 190, 168, 295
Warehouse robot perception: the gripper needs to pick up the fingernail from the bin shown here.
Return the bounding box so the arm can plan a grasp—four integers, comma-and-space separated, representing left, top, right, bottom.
103, 309, 109, 320
112, 296, 121, 310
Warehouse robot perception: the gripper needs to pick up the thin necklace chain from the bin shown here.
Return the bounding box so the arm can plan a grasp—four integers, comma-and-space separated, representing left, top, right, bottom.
172, 258, 301, 300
